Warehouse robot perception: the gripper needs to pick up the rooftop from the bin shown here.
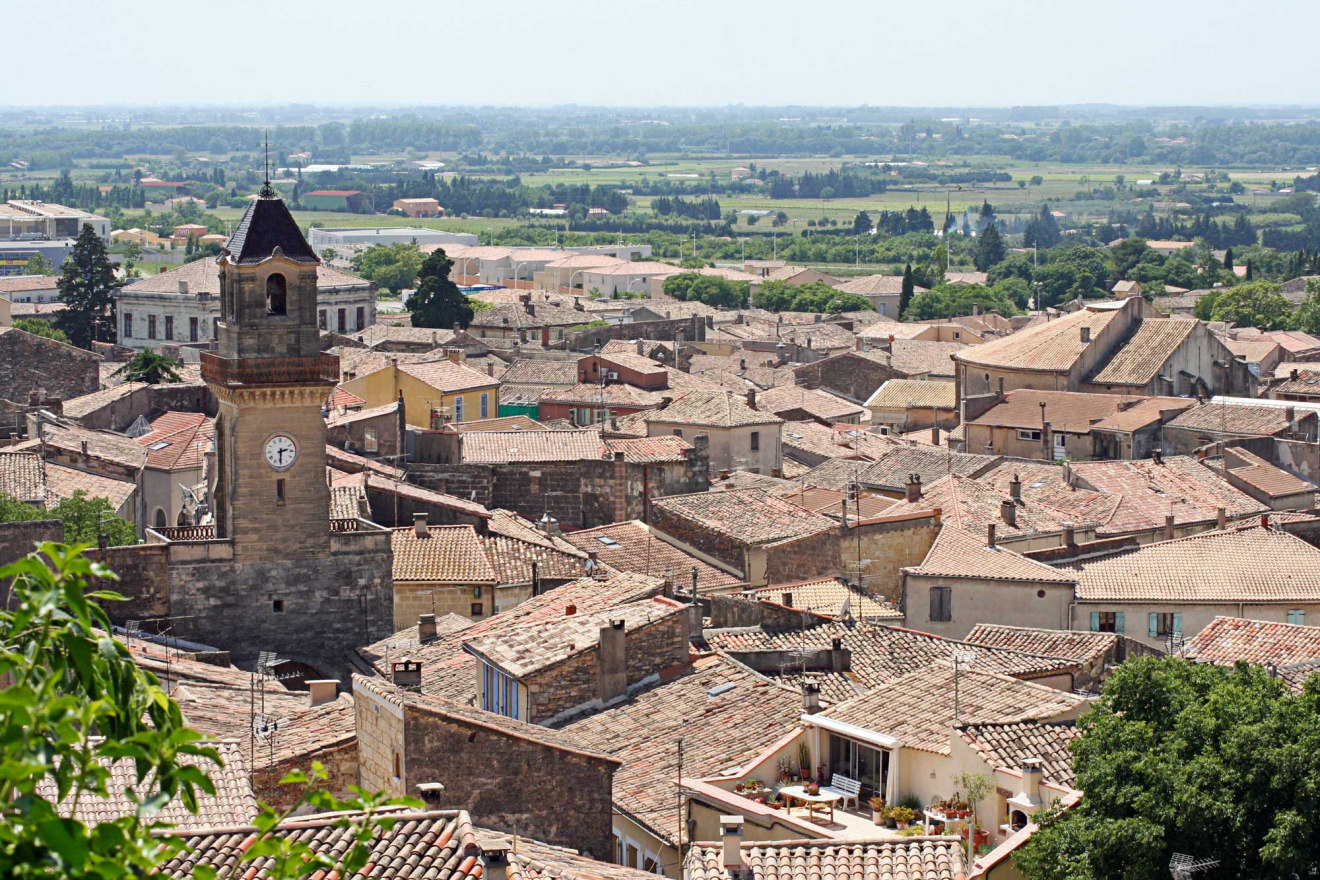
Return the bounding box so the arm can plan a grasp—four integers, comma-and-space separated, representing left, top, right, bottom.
461, 428, 604, 464
953, 304, 1126, 373
963, 624, 1119, 665
686, 838, 965, 880
645, 390, 783, 429
135, 411, 213, 470
1185, 616, 1320, 669
957, 720, 1081, 787
399, 358, 499, 394
224, 194, 320, 265
1068, 525, 1320, 602
651, 488, 839, 546
1165, 400, 1297, 436
123, 257, 367, 295
1089, 317, 1198, 386
392, 524, 499, 583
563, 520, 744, 595
755, 385, 865, 421
966, 389, 1190, 435
865, 379, 957, 411
905, 525, 1077, 584
818, 663, 1087, 755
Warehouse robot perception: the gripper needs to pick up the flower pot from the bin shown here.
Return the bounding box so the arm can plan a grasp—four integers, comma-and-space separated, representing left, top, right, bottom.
871, 811, 883, 824
973, 829, 990, 847
885, 818, 897, 829
896, 821, 910, 830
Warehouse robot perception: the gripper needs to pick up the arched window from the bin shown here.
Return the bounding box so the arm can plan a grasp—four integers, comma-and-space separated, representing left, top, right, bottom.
154, 509, 167, 528
266, 273, 288, 316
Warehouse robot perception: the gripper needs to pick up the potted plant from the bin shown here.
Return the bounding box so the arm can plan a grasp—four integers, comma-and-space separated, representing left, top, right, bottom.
803, 781, 820, 796
973, 827, 990, 848
890, 806, 917, 830
869, 796, 886, 824
882, 806, 897, 829
768, 798, 784, 810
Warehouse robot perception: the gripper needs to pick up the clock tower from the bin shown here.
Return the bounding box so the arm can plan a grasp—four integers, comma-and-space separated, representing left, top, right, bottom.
202, 186, 337, 560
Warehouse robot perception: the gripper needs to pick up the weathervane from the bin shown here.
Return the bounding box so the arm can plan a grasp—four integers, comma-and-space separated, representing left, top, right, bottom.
259, 130, 274, 198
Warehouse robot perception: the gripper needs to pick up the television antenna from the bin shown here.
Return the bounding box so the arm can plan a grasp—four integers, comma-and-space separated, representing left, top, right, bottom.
1168, 853, 1218, 880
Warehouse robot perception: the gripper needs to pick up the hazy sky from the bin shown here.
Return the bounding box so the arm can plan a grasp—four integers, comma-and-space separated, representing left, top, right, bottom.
12, 0, 1320, 107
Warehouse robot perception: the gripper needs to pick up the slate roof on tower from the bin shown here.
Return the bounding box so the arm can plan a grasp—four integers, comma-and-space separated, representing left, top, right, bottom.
224, 194, 319, 265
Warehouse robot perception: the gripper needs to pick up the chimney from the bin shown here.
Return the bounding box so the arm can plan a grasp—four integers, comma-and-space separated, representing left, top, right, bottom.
1262, 513, 1271, 529
178, 280, 189, 295
487, 362, 494, 377
739, 358, 747, 370
1164, 514, 1175, 541
307, 679, 339, 707
1009, 473, 1022, 501
539, 512, 560, 536
1062, 461, 1073, 488
1292, 369, 1300, 381
987, 523, 997, 547
80, 439, 89, 458
905, 473, 922, 502
565, 603, 577, 616
416, 781, 446, 805
418, 613, 437, 642
1019, 758, 1043, 805
413, 512, 428, 538
391, 659, 422, 690
802, 681, 821, 714
636, 338, 645, 355
598, 619, 627, 703
998, 376, 1005, 398
1152, 448, 1163, 465
720, 816, 745, 874
1080, 326, 1091, 343
1000, 499, 1018, 528
781, 592, 793, 608
526, 302, 536, 316
1217, 506, 1227, 530
482, 839, 510, 880
1062, 523, 1076, 546
746, 388, 757, 409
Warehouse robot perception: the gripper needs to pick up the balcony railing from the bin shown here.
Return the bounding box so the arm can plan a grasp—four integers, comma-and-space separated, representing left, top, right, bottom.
201, 351, 339, 387
154, 524, 217, 541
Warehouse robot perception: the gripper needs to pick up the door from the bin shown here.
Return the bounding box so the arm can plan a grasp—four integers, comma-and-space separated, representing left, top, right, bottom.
1053, 433, 1067, 460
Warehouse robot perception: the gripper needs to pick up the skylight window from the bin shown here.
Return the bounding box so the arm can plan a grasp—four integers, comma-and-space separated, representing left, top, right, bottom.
595, 536, 621, 548
148, 441, 171, 451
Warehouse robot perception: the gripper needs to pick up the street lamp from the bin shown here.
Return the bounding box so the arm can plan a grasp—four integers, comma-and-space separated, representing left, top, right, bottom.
625, 278, 645, 299
511, 261, 526, 290
568, 267, 588, 296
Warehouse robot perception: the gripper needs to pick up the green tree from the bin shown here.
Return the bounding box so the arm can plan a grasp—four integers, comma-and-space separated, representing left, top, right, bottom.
0, 543, 419, 880
987, 253, 1034, 286
1292, 280, 1320, 335
1193, 289, 1222, 321
23, 253, 54, 275
113, 348, 182, 385
900, 263, 915, 317
662, 273, 747, 308
1209, 281, 1292, 330
0, 490, 138, 546
1032, 263, 1082, 309
1017, 656, 1320, 880
1050, 245, 1109, 298
974, 223, 1005, 271
12, 319, 71, 344
406, 249, 474, 329
350, 241, 423, 295
933, 244, 949, 282
853, 210, 872, 236
55, 223, 121, 349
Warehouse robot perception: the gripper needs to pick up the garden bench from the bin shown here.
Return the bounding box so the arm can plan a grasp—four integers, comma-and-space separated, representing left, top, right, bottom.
821, 774, 861, 812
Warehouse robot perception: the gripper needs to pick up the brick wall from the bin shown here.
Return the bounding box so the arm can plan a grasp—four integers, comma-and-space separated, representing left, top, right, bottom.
401, 706, 617, 860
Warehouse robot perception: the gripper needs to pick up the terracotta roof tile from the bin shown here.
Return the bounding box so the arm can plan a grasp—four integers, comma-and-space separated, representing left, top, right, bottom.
392, 525, 499, 583
1067, 456, 1264, 534
601, 435, 691, 463
865, 379, 957, 411
564, 521, 744, 594
964, 625, 1117, 664
906, 526, 1076, 583
755, 386, 864, 421
954, 304, 1126, 373
1185, 616, 1320, 669
686, 838, 965, 880
399, 358, 499, 394
481, 533, 589, 586
540, 382, 666, 408
124, 257, 365, 294
1166, 400, 1295, 436
820, 664, 1087, 754
462, 428, 604, 464
1224, 447, 1317, 498
646, 390, 783, 428
0, 451, 46, 503
746, 578, 902, 623
1069, 525, 1320, 602
1089, 318, 1197, 386
957, 720, 1080, 787
651, 489, 838, 546
136, 411, 213, 470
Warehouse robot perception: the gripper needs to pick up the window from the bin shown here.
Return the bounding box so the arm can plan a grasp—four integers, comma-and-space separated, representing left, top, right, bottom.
356, 306, 365, 330
673, 429, 683, 438
272, 599, 284, 613
481, 663, 519, 718
319, 309, 327, 330
1016, 429, 1042, 442
471, 602, 484, 617
164, 315, 174, 341
276, 478, 286, 505
337, 308, 347, 332
480, 392, 490, 419
1149, 612, 1183, 638
1090, 611, 1124, 633
454, 396, 464, 423
189, 317, 198, 342
393, 752, 401, 780
878, 303, 887, 316
1289, 609, 1306, 625
364, 427, 379, 453
123, 313, 133, 338
148, 314, 157, 340
929, 586, 952, 622
266, 273, 287, 315
153, 509, 167, 528
750, 431, 760, 451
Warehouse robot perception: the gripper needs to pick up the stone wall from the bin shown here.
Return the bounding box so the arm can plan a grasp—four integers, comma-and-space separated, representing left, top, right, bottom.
252, 741, 358, 812
401, 705, 617, 860
647, 506, 748, 574
709, 594, 822, 632
73, 382, 214, 432
354, 681, 407, 796
525, 611, 688, 724
0, 329, 100, 433
91, 542, 172, 622
848, 513, 942, 601
763, 529, 843, 586
165, 531, 394, 680
793, 353, 898, 403
565, 315, 706, 353
0, 519, 63, 569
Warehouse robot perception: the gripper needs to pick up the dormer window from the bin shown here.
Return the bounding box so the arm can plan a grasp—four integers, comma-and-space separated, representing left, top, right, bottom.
266, 273, 288, 316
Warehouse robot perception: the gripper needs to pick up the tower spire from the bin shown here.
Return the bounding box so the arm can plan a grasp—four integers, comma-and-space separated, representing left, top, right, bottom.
260, 130, 274, 198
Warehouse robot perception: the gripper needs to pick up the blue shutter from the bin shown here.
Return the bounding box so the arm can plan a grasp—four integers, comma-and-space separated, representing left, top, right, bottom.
1148, 613, 1158, 639
1172, 613, 1183, 637
1115, 612, 1125, 634
1089, 612, 1099, 632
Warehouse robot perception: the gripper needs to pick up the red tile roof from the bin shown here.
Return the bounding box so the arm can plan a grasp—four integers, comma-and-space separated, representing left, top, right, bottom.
1185, 616, 1320, 668
563, 520, 744, 595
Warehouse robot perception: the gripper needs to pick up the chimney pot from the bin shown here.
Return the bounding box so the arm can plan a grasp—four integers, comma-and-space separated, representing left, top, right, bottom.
1080, 326, 1091, 343
746, 388, 757, 409
1009, 473, 1022, 501
413, 512, 428, 538
1062, 523, 1076, 546
418, 613, 437, 642
802, 681, 822, 713
1291, 369, 1300, 381
565, 603, 577, 616
905, 473, 923, 502
1262, 513, 1271, 529
307, 679, 339, 707
720, 816, 745, 872
636, 338, 645, 355
1217, 506, 1227, 530
1001, 499, 1017, 527
1164, 514, 1175, 541
987, 523, 997, 547
391, 659, 422, 690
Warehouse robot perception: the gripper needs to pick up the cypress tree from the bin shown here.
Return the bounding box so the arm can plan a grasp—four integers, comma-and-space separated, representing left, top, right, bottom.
55, 223, 120, 349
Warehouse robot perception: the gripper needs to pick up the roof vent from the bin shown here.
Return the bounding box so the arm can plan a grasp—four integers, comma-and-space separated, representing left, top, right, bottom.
707, 682, 736, 699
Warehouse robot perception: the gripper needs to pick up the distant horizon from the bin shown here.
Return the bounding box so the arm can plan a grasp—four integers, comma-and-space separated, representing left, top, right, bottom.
12, 0, 1318, 108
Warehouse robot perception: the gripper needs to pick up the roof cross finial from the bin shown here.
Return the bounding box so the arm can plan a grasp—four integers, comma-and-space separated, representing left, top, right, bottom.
259, 130, 274, 198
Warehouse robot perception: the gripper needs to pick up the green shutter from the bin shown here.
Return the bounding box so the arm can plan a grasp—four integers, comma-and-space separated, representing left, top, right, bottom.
1289, 609, 1305, 625
1089, 612, 1099, 632
1172, 613, 1183, 636
1116, 612, 1125, 634
1148, 613, 1158, 639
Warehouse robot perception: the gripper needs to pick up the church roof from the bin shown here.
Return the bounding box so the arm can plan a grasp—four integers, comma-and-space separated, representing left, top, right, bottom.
224, 194, 319, 265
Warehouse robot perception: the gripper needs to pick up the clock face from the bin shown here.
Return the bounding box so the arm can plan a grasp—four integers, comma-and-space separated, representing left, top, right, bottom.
264, 434, 297, 471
